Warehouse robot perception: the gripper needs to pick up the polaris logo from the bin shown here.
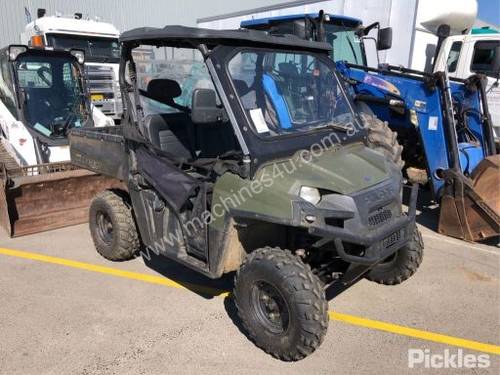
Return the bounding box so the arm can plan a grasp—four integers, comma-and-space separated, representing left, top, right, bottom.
363, 186, 395, 205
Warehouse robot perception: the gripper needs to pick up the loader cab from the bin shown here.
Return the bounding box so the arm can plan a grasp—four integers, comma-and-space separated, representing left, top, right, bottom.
241, 12, 393, 66
3, 45, 91, 145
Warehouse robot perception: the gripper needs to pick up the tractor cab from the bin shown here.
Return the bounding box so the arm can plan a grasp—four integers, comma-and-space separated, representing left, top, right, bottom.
1, 45, 91, 147
241, 12, 392, 66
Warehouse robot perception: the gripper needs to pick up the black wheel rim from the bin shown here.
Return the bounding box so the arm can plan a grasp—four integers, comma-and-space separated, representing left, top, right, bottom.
96, 211, 113, 245
251, 281, 290, 334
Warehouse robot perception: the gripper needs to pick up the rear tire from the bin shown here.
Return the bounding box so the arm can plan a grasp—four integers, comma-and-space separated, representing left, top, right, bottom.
366, 226, 424, 285
233, 247, 328, 361
357, 103, 404, 169
89, 190, 139, 261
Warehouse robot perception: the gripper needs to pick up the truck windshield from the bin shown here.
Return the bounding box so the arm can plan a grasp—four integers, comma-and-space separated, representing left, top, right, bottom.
228, 49, 355, 138
46, 34, 120, 63
15, 54, 87, 139
324, 24, 365, 65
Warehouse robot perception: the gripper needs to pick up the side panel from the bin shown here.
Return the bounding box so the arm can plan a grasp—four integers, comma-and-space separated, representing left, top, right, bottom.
0, 101, 36, 166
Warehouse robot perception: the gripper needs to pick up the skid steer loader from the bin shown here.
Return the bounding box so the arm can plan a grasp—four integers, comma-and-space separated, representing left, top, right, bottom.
241, 12, 499, 242
0, 45, 121, 237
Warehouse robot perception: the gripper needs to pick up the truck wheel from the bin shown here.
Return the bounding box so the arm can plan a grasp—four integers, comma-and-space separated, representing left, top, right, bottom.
357, 103, 404, 168
233, 247, 328, 361
366, 227, 424, 285
89, 190, 140, 261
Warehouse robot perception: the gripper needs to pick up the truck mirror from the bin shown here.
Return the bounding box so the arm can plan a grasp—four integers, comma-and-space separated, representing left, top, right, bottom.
377, 27, 392, 50
191, 89, 224, 124
8, 45, 28, 61
436, 24, 451, 39
70, 49, 85, 64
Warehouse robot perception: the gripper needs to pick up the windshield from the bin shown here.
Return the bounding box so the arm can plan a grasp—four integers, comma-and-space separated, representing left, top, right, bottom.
324, 24, 365, 65
227, 49, 355, 138
47, 34, 120, 63
15, 54, 87, 139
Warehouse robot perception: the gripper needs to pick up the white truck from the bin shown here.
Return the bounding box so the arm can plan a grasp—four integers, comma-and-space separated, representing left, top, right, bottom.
434, 27, 500, 141
21, 9, 122, 121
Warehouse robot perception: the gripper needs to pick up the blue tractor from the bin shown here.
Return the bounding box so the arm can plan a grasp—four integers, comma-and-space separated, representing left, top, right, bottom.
242, 12, 499, 242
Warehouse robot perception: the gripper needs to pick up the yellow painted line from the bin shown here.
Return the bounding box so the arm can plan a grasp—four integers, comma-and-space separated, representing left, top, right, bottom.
0, 247, 498, 355
329, 312, 500, 356
0, 247, 229, 298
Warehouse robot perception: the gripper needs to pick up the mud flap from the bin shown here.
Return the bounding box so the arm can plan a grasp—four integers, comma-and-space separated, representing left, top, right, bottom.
438, 155, 500, 242
0, 163, 124, 237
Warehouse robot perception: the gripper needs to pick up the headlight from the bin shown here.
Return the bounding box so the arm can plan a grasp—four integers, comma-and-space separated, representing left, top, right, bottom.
299, 186, 321, 205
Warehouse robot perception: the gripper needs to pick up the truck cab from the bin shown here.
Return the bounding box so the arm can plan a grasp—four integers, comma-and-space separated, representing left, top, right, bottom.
21, 10, 122, 121
433, 28, 500, 140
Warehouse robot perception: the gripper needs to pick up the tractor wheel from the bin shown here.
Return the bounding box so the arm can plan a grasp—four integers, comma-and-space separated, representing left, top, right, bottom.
357, 103, 404, 169
233, 247, 329, 361
366, 226, 424, 285
89, 190, 140, 261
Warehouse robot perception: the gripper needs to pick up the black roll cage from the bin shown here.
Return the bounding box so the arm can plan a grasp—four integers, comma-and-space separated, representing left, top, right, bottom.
119, 35, 367, 176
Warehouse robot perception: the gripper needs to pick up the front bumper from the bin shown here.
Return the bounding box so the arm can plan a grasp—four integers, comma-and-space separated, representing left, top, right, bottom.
306, 183, 419, 265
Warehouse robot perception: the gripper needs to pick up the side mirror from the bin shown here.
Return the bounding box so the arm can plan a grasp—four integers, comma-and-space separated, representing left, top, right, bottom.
377, 27, 392, 50
191, 89, 224, 124
8, 45, 28, 61
70, 49, 85, 64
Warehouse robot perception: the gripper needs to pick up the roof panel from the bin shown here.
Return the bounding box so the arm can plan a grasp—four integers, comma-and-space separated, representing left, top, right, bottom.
119, 25, 331, 52
240, 13, 363, 28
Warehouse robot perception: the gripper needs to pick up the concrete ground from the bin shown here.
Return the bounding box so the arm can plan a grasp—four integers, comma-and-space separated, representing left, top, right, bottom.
0, 207, 498, 374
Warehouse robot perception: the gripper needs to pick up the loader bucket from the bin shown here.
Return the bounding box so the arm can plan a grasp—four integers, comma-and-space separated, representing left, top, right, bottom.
0, 163, 124, 237
438, 155, 500, 242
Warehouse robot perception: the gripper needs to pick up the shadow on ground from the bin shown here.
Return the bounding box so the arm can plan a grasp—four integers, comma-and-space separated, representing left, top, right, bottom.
403, 184, 440, 232
142, 251, 234, 299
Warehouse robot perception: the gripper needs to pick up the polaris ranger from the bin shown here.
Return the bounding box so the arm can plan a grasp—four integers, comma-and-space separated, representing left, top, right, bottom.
69, 26, 423, 361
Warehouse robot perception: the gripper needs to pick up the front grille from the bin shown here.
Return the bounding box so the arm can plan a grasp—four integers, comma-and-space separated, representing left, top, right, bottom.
85, 65, 115, 93
383, 231, 401, 248
368, 208, 392, 226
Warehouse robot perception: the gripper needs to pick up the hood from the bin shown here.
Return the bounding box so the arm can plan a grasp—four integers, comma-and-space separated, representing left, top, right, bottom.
257, 142, 394, 196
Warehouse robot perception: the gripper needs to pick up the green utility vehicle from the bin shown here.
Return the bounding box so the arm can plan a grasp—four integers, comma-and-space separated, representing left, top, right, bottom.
69, 26, 423, 361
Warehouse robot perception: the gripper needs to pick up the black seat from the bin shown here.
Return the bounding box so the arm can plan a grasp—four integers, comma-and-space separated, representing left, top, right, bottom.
139, 78, 196, 159
142, 113, 195, 160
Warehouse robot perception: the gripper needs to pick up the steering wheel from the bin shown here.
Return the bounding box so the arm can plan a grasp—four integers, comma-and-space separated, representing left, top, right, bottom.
37, 66, 52, 86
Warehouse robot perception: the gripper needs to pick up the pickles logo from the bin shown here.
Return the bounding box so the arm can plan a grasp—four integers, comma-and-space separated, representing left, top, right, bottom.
408, 349, 490, 369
